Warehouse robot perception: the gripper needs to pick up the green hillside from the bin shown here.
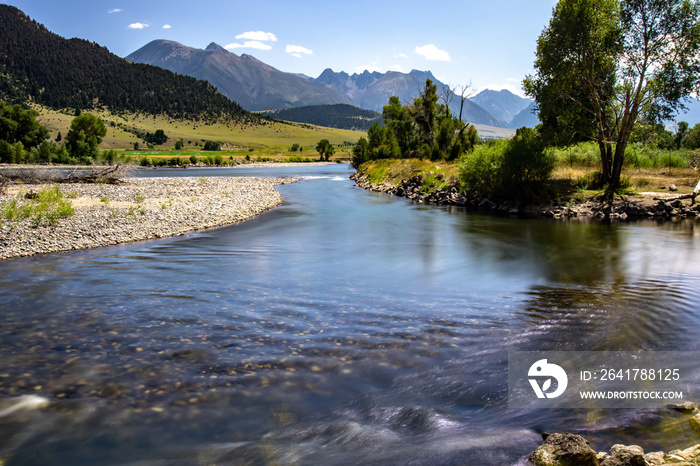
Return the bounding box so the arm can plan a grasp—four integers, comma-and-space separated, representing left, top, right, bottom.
0, 5, 251, 123
260, 104, 383, 131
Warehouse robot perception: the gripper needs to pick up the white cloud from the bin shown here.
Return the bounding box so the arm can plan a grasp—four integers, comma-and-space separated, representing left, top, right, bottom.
225, 40, 272, 51
162, 24, 172, 29
395, 53, 408, 59
286, 45, 313, 57
108, 8, 122, 14
236, 31, 277, 42
414, 44, 451, 62
128, 22, 149, 29
391, 64, 403, 72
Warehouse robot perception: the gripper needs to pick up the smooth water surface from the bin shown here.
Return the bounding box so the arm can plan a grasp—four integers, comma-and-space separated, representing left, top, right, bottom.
1, 164, 700, 465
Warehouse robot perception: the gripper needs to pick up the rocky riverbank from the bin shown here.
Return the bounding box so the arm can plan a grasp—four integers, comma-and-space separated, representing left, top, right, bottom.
528, 402, 700, 465
530, 432, 700, 465
350, 171, 700, 220
0, 176, 297, 260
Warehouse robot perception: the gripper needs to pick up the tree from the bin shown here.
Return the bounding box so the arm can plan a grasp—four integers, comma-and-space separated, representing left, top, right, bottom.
685, 122, 700, 149
203, 140, 221, 151
675, 121, 689, 149
0, 101, 49, 149
315, 139, 334, 161
65, 113, 106, 161
524, 0, 700, 197
352, 137, 370, 168
382, 96, 415, 155
175, 139, 184, 150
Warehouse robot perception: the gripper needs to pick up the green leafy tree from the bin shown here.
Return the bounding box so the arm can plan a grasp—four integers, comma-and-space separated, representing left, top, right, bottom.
382, 96, 416, 155
315, 139, 334, 161
203, 140, 221, 151
362, 79, 478, 163
685, 122, 700, 149
352, 137, 370, 168
175, 139, 184, 150
524, 0, 700, 197
65, 113, 106, 161
0, 101, 49, 149
675, 121, 689, 149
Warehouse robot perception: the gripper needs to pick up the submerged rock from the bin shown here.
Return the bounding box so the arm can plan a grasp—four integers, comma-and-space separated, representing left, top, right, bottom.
667, 401, 698, 413
690, 413, 700, 434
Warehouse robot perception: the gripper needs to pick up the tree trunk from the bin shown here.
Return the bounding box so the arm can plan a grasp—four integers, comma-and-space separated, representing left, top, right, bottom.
599, 141, 613, 183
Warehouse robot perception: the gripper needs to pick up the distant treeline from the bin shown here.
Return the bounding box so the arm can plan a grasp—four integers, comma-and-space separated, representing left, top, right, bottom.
261, 104, 383, 131
0, 5, 255, 123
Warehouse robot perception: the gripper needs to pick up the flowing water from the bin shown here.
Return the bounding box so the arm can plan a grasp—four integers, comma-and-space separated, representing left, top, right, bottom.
1, 164, 700, 465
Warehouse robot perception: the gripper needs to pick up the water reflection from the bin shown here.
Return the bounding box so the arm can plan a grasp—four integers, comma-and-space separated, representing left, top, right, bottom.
1, 165, 699, 464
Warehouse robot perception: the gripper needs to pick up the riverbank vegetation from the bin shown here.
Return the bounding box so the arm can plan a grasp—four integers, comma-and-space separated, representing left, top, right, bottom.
523, 0, 700, 198
0, 185, 74, 227
351, 79, 479, 168
353, 0, 700, 208
357, 140, 700, 206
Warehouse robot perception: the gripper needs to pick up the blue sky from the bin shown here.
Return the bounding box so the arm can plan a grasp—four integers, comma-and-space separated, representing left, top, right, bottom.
4, 0, 559, 97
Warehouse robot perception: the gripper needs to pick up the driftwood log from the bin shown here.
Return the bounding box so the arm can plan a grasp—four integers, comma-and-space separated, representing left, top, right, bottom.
654, 180, 700, 204
0, 165, 129, 185
63, 165, 127, 184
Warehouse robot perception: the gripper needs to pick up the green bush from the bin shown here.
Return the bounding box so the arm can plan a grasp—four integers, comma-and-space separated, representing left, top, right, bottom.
1, 185, 74, 227
459, 128, 553, 202
459, 140, 506, 199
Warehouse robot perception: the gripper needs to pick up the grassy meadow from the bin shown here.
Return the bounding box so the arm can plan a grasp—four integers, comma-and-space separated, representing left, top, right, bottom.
32, 105, 365, 162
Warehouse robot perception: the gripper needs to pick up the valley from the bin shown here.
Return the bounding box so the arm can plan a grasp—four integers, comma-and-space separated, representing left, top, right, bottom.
32, 105, 363, 158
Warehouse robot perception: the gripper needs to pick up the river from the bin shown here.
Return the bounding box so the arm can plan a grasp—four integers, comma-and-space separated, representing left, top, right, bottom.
1, 164, 700, 465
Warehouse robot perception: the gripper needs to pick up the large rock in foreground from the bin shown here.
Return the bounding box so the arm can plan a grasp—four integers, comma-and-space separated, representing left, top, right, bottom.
529, 433, 599, 466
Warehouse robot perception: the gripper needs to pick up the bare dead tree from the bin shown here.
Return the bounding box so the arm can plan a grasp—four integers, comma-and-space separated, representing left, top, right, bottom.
440, 84, 455, 115
456, 81, 476, 122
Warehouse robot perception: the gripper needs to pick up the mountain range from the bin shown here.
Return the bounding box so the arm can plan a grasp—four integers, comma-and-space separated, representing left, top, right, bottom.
126, 40, 536, 129
125, 40, 351, 111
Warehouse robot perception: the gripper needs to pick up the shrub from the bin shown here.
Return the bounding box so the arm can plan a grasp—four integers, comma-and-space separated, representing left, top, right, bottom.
500, 127, 554, 200
459, 140, 506, 199
459, 128, 553, 202
1, 185, 74, 226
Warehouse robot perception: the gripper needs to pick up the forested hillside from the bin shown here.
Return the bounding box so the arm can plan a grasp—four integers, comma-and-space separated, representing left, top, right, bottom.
0, 5, 252, 122
261, 104, 383, 131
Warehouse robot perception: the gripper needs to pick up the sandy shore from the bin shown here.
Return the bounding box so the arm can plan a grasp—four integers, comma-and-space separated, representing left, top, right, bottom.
0, 176, 298, 260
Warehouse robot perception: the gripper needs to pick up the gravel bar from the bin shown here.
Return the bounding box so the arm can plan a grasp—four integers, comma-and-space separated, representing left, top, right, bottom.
0, 176, 298, 260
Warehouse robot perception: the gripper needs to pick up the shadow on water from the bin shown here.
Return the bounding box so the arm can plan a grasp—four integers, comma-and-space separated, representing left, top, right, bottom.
1, 165, 700, 464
